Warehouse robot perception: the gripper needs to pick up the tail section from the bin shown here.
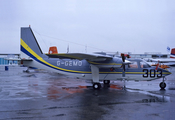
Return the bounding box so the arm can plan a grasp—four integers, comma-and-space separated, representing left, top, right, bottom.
170, 48, 175, 58
20, 27, 43, 59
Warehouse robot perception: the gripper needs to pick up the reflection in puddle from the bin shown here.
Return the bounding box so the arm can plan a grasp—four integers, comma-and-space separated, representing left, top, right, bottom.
62, 87, 84, 94
110, 84, 122, 90
47, 86, 86, 100
45, 76, 171, 103
169, 88, 175, 90
127, 88, 170, 103
47, 86, 60, 100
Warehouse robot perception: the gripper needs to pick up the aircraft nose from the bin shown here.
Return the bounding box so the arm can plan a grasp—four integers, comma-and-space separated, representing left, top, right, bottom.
167, 71, 171, 75
163, 69, 171, 75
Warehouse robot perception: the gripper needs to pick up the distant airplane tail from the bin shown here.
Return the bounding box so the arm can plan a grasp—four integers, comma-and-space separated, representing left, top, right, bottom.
20, 27, 43, 59
48, 46, 58, 54
170, 48, 175, 59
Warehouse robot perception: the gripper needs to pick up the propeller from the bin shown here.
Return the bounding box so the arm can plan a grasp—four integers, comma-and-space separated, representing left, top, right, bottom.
121, 53, 131, 77
121, 53, 126, 77
121, 53, 131, 87
126, 54, 130, 58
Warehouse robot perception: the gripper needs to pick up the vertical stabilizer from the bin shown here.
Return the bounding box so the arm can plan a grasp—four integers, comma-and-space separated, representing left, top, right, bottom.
170, 48, 175, 58
20, 27, 43, 59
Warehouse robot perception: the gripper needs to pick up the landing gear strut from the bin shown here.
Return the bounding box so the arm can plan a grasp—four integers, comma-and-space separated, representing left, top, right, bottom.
159, 77, 166, 89
93, 83, 101, 90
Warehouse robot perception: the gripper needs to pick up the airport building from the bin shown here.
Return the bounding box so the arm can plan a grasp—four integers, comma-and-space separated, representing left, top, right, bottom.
130, 53, 170, 59
0, 54, 19, 65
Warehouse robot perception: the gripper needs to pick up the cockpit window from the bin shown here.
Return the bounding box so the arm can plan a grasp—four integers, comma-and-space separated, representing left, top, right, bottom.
140, 61, 151, 68
128, 61, 138, 68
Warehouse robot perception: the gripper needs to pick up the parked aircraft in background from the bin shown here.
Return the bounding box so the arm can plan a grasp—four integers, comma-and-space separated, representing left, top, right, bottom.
20, 26, 171, 90
144, 48, 175, 67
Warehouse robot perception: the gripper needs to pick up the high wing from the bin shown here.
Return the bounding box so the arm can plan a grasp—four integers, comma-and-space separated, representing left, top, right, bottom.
45, 53, 113, 61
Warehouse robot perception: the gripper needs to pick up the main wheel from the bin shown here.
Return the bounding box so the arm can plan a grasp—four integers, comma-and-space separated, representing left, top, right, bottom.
159, 82, 166, 89
103, 80, 110, 84
93, 83, 101, 90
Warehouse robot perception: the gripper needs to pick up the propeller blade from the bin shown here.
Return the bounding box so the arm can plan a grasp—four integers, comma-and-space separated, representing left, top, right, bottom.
122, 61, 126, 77
122, 66, 125, 77
123, 65, 125, 71
155, 60, 159, 70
121, 53, 125, 62
126, 54, 130, 58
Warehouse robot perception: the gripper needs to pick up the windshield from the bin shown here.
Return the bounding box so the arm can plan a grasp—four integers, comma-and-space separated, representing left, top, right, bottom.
140, 61, 151, 68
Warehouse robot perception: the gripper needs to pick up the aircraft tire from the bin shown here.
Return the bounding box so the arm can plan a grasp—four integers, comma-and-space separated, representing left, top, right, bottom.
104, 80, 110, 84
159, 82, 166, 89
93, 83, 101, 90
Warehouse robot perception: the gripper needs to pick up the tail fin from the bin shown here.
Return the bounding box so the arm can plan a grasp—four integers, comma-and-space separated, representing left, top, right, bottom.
20, 27, 43, 59
170, 48, 175, 59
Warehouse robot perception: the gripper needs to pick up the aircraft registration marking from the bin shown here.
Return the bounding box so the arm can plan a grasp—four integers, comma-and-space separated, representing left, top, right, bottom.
57, 60, 83, 66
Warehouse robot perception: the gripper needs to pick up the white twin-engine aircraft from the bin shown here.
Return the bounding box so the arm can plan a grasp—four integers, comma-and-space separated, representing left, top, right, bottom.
20, 26, 171, 90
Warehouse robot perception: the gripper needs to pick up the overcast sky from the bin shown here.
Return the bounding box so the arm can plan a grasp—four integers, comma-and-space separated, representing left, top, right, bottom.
0, 0, 175, 54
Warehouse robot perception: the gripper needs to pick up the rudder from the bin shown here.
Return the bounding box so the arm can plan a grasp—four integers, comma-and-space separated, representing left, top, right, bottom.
20, 27, 43, 59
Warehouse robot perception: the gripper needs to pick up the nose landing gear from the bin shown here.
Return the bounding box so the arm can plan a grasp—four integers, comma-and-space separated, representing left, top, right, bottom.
159, 76, 166, 89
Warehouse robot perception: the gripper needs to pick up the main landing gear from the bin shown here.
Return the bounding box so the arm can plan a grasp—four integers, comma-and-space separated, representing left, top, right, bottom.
92, 80, 110, 90
159, 77, 166, 89
93, 83, 101, 90
103, 80, 110, 84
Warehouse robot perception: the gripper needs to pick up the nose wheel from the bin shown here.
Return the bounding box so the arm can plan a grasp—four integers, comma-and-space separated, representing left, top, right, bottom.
159, 82, 166, 89
159, 77, 166, 89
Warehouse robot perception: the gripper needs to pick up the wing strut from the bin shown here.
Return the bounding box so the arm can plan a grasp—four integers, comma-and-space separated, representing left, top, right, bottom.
90, 64, 99, 83
90, 64, 101, 89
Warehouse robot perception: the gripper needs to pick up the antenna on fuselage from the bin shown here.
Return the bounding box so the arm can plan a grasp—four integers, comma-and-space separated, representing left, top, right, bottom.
85, 45, 87, 53
67, 44, 69, 53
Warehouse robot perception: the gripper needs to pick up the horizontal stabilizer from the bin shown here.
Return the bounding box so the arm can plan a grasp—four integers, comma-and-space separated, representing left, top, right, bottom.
21, 58, 33, 61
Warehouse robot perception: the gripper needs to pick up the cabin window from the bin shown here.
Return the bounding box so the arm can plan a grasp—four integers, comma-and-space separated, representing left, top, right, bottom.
128, 61, 138, 68
140, 61, 151, 68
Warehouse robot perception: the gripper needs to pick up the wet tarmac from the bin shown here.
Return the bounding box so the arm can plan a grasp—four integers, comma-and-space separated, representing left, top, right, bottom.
0, 66, 175, 120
